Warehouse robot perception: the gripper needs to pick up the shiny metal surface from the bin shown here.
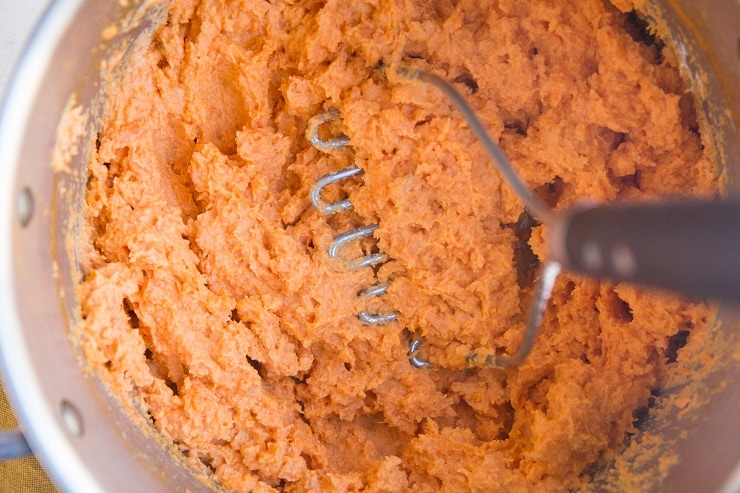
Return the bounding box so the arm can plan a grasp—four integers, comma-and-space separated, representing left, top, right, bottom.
0, 0, 210, 491
0, 431, 32, 459
0, 0, 736, 492
645, 2, 740, 490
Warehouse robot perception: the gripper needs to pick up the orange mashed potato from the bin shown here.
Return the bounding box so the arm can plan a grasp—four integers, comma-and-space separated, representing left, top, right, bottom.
78, 0, 717, 491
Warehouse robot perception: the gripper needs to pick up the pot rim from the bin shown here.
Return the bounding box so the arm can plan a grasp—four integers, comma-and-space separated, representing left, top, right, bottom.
0, 1, 737, 492
0, 0, 104, 491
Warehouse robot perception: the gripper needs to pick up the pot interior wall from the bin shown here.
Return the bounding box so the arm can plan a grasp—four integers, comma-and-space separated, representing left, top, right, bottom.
4, 0, 738, 491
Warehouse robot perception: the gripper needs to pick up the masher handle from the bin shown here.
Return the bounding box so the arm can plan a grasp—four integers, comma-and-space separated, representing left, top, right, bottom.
549, 200, 740, 303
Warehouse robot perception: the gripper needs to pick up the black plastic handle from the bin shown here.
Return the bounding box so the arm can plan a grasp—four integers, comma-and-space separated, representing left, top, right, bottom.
549, 200, 740, 303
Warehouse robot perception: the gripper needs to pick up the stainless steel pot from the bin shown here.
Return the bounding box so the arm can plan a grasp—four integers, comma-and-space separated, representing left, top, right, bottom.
0, 1, 737, 491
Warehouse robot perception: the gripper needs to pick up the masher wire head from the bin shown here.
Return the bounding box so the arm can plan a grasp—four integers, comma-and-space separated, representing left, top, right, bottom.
306, 70, 561, 369
399, 66, 561, 369
306, 109, 399, 332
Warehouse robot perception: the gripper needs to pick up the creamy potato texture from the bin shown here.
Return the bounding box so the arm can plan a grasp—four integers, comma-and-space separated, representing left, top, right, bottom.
78, 0, 717, 491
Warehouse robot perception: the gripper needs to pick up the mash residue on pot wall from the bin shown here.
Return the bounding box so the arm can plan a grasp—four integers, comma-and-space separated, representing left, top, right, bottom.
77, 0, 717, 491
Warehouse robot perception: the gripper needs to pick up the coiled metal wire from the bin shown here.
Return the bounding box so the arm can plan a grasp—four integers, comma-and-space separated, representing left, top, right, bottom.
306, 109, 400, 332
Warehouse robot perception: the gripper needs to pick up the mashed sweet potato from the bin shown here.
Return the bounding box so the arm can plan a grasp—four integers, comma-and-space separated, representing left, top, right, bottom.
77, 0, 717, 491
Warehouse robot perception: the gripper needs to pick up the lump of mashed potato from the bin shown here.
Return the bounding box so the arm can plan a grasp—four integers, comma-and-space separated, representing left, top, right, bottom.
77, 0, 717, 491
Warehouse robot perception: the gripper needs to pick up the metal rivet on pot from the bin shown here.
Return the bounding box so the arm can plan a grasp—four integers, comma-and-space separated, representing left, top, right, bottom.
17, 187, 34, 228
60, 400, 83, 437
